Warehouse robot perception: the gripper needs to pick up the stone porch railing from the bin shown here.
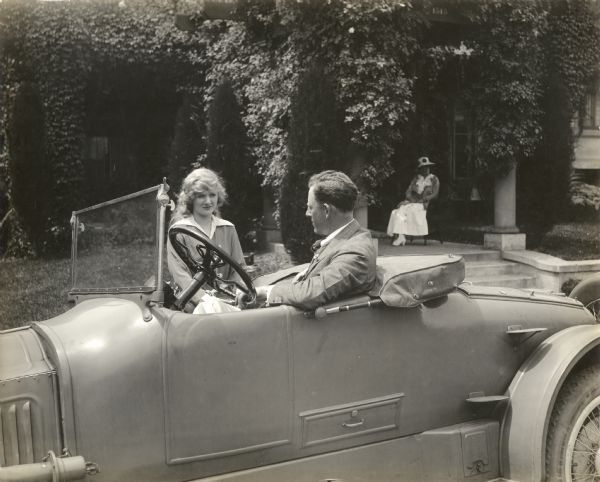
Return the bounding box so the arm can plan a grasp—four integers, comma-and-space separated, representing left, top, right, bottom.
502, 250, 600, 292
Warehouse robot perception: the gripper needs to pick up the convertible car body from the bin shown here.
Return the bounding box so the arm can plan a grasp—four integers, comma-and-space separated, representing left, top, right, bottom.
1, 183, 600, 482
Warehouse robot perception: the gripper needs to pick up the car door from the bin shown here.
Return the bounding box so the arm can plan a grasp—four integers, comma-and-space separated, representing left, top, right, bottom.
162, 290, 522, 479
163, 306, 296, 477
287, 290, 524, 456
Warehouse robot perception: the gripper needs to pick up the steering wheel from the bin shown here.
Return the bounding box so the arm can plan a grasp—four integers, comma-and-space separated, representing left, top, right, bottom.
168, 224, 256, 310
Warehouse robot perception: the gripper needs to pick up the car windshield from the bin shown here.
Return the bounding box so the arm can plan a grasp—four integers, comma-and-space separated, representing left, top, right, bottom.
70, 186, 161, 293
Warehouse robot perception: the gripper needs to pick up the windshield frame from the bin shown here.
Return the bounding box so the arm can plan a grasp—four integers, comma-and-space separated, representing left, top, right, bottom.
69, 184, 168, 299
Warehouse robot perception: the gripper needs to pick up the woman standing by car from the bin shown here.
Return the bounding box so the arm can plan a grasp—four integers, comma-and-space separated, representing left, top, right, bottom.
167, 167, 245, 312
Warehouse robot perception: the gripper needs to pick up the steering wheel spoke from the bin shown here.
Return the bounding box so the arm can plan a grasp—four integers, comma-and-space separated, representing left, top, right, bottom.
169, 224, 256, 309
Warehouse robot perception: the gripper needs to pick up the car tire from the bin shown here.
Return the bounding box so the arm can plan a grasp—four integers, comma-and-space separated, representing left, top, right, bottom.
579, 294, 600, 323
546, 364, 600, 482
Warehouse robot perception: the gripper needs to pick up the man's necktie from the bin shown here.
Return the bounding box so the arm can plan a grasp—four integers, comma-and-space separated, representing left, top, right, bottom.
299, 240, 324, 282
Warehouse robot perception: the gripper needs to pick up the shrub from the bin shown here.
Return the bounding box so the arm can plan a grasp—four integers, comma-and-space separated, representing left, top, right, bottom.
530, 222, 600, 260
168, 92, 205, 191
205, 79, 262, 250
570, 181, 600, 211
280, 65, 346, 262
561, 278, 582, 296
5, 81, 50, 254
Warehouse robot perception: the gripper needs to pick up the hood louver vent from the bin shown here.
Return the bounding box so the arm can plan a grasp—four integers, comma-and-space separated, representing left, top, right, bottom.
0, 400, 36, 466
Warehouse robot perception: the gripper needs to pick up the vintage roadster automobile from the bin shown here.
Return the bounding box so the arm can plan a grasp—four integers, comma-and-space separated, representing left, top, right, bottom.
1, 183, 600, 482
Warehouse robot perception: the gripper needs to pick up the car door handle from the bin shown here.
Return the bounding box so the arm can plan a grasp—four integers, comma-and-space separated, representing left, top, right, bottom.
342, 419, 364, 429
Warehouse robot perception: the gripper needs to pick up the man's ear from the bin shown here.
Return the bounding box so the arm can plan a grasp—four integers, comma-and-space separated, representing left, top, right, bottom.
323, 203, 331, 217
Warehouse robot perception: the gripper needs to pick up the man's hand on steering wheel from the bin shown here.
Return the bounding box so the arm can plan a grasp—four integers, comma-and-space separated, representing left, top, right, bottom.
235, 289, 257, 309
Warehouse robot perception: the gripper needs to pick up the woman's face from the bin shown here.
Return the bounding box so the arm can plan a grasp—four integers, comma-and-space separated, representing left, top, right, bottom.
192, 189, 218, 218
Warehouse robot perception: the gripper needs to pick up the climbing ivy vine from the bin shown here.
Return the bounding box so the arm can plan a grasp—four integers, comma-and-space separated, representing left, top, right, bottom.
0, 0, 598, 256
0, 0, 209, 255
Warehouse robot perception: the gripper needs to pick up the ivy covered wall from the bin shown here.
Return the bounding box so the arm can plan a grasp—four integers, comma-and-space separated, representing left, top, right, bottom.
0, 0, 209, 255
0, 0, 598, 257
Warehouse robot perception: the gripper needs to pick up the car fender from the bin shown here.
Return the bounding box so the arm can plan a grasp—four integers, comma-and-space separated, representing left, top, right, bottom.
501, 323, 600, 482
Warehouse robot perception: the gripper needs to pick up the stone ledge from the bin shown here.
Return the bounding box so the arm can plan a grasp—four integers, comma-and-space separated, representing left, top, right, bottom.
503, 250, 600, 274
484, 233, 526, 250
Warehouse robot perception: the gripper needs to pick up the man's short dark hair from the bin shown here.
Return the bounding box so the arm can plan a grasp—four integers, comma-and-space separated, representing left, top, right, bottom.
308, 170, 358, 213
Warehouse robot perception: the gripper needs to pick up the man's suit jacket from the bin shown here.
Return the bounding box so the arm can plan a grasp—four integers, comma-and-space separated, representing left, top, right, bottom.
269, 219, 377, 310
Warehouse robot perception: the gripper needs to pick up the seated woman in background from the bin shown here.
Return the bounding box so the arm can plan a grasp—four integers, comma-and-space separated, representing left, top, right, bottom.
387, 156, 440, 246
167, 167, 246, 314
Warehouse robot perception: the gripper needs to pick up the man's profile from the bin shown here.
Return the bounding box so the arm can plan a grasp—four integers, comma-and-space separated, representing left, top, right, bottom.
255, 170, 376, 310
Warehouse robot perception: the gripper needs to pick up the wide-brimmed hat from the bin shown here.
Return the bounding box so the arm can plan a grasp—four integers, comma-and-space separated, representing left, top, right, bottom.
417, 156, 435, 168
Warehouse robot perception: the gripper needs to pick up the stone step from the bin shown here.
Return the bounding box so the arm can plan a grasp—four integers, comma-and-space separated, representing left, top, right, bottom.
465, 274, 540, 289
465, 260, 530, 277
458, 250, 502, 262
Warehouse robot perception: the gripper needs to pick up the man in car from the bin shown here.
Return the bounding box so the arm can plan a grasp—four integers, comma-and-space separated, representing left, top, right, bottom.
254, 170, 377, 310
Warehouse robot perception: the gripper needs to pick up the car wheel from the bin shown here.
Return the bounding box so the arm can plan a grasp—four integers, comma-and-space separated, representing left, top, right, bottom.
546, 364, 600, 481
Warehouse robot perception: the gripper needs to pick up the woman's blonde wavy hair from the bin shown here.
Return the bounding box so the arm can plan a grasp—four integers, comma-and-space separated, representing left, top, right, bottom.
172, 168, 228, 223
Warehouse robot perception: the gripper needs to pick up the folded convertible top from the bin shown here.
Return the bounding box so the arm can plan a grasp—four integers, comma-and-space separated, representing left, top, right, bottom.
370, 255, 465, 308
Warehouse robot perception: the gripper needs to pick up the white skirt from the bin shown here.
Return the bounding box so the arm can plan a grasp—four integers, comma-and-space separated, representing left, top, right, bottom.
386, 203, 428, 236
193, 293, 240, 315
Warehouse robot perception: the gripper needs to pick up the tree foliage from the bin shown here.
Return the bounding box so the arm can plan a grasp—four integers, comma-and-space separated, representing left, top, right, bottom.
461, 0, 547, 176
520, 0, 600, 227
1, 0, 598, 256
205, 0, 425, 195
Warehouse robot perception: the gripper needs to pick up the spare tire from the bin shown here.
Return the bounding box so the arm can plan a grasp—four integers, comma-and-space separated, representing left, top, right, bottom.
570, 274, 600, 322
546, 364, 600, 481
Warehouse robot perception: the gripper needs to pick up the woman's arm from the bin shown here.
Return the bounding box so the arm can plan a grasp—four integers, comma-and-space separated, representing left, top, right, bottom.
225, 226, 247, 284
166, 236, 205, 305
422, 175, 440, 202
405, 177, 420, 203
229, 226, 246, 267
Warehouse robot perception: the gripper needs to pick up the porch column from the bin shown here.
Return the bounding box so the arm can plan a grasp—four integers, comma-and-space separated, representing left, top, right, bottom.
484, 163, 526, 250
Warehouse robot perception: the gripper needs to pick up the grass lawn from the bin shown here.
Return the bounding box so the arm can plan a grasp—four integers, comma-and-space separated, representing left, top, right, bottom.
0, 251, 295, 331
0, 256, 72, 330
